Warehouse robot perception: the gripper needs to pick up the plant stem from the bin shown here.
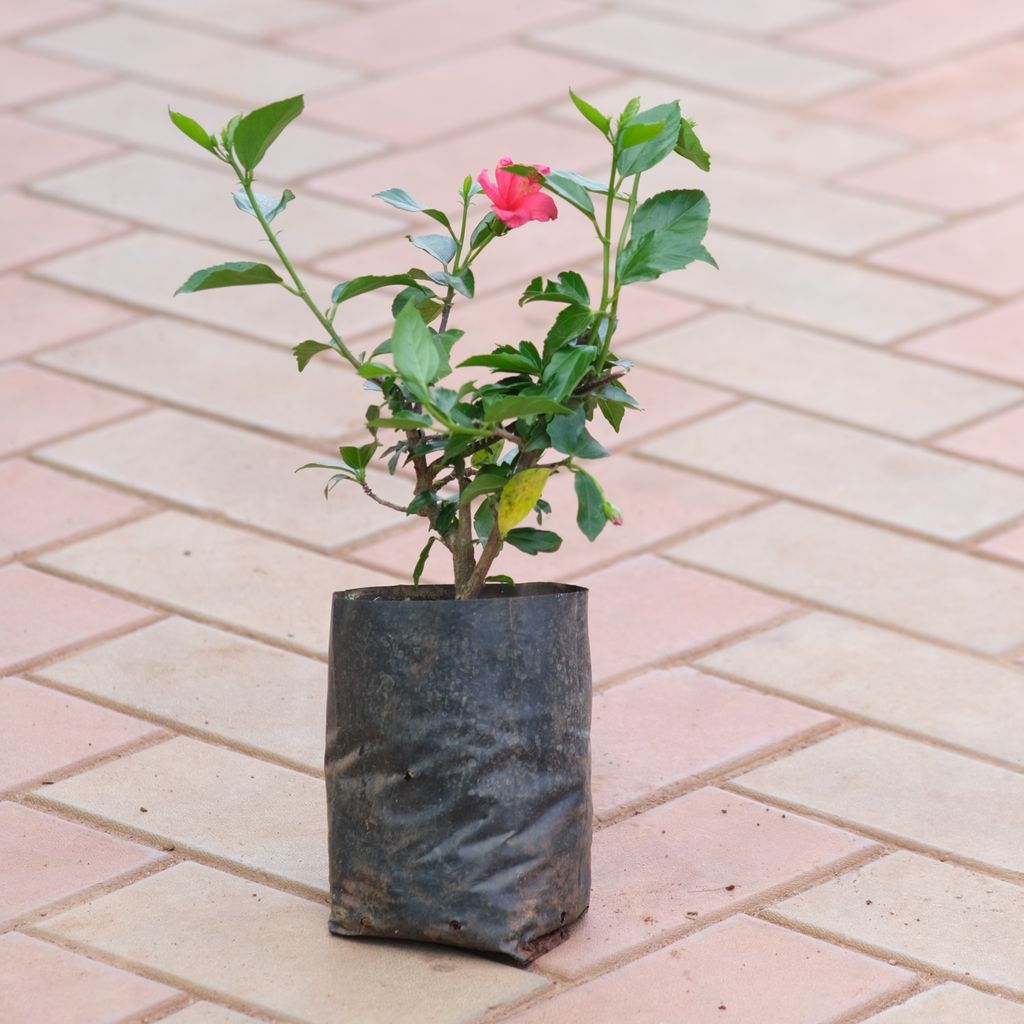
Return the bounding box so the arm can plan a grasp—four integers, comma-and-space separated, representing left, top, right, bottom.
599, 174, 640, 366
598, 159, 618, 310
453, 463, 477, 594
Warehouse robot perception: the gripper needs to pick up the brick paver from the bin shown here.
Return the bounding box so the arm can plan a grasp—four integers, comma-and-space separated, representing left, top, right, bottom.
6, 2, 1024, 1020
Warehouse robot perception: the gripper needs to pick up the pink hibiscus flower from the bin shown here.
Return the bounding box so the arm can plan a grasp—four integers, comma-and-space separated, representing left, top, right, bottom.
477, 157, 558, 229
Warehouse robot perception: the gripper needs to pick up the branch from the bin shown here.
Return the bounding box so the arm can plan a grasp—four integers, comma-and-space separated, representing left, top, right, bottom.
573, 370, 626, 397
359, 480, 408, 515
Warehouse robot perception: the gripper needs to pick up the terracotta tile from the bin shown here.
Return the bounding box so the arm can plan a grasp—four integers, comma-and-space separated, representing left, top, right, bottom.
0, 458, 147, 562
352, 457, 760, 586
36, 511, 399, 656
0, 364, 144, 456
37, 231, 393, 347
815, 42, 1024, 140
533, 10, 871, 104
0, 275, 133, 361
773, 851, 1024, 994
37, 316, 372, 441
700, 612, 1024, 768
508, 915, 911, 1024
0, 564, 156, 675
34, 152, 401, 263
538, 786, 870, 977
938, 404, 1024, 472
631, 311, 1021, 440
670, 502, 1024, 654
35, 80, 383, 182
0, 0, 92, 38
642, 402, 1024, 540
841, 118, 1024, 214
36, 861, 547, 1024
306, 44, 615, 144
41, 408, 413, 551
978, 522, 1024, 563
114, 0, 336, 36
0, 114, 113, 188
0, 193, 124, 272
736, 727, 1024, 873
36, 617, 326, 771
628, 0, 842, 33
592, 667, 829, 818
28, 12, 358, 105
870, 201, 1024, 298
0, 933, 180, 1024
0, 802, 163, 925
662, 231, 981, 345
580, 554, 795, 683
0, 676, 162, 790
548, 75, 904, 179
38, 735, 330, 891
788, 0, 1024, 68
900, 297, 1024, 385
308, 114, 608, 208
284, 0, 591, 70
0, 46, 106, 108
865, 983, 1024, 1023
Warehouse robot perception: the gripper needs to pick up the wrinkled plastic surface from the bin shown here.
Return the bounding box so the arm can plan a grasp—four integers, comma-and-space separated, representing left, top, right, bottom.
325, 582, 592, 964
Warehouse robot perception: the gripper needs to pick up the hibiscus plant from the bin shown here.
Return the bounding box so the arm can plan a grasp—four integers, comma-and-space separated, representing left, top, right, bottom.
169, 91, 713, 599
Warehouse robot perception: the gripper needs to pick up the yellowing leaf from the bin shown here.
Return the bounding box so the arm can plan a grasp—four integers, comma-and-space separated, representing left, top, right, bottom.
497, 468, 551, 536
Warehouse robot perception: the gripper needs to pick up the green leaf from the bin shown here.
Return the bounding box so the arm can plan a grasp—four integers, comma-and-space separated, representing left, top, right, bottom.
617, 189, 714, 286
293, 339, 333, 371
409, 233, 457, 265
675, 118, 711, 172
618, 120, 664, 149
357, 361, 392, 378
543, 304, 593, 355
459, 470, 508, 504
569, 88, 611, 136
504, 527, 562, 555
367, 412, 433, 430
391, 299, 441, 386
391, 285, 443, 324
483, 395, 571, 423
520, 271, 591, 308
486, 574, 515, 585
168, 109, 217, 154
339, 442, 377, 472
548, 406, 609, 459
541, 345, 597, 401
412, 536, 435, 586
574, 469, 607, 541
459, 345, 540, 375
174, 261, 282, 295
617, 102, 682, 176
232, 187, 294, 223
543, 171, 594, 216
498, 468, 551, 535
471, 210, 506, 248
474, 497, 495, 542
331, 274, 419, 304
232, 95, 304, 174
619, 96, 641, 125
374, 188, 453, 232
598, 397, 625, 432
427, 266, 474, 299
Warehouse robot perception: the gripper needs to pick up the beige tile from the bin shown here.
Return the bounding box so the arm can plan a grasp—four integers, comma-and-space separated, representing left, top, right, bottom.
112, 0, 336, 36
548, 76, 903, 179
27, 12, 357, 104
642, 162, 936, 256
643, 403, 1024, 540
624, 0, 843, 32
37, 231, 393, 347
40, 409, 411, 551
630, 312, 1022, 440
159, 1004, 262, 1024
37, 317, 372, 441
36, 511, 398, 656
772, 851, 1024, 994
36, 81, 382, 182
865, 983, 1024, 1023
36, 617, 326, 771
735, 728, 1024, 872
37, 736, 328, 890
36, 861, 546, 1023
35, 152, 399, 262
533, 11, 871, 103
700, 612, 1024, 767
659, 232, 982, 344
669, 502, 1024, 654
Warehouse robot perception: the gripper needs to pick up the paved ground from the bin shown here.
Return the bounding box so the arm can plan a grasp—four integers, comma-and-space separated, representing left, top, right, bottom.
4, 0, 1024, 1021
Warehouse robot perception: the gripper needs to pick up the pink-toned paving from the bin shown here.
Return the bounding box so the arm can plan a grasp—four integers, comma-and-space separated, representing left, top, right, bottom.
3, 1, 1024, 1021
